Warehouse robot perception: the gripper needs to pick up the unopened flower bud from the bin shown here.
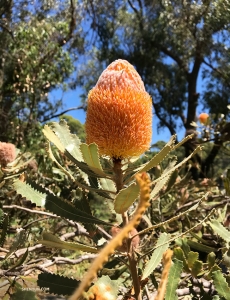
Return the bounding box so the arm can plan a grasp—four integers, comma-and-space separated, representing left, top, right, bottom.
86, 59, 152, 159
0, 142, 16, 166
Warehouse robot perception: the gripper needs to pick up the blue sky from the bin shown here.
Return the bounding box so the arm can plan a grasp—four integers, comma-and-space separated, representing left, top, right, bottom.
49, 61, 206, 145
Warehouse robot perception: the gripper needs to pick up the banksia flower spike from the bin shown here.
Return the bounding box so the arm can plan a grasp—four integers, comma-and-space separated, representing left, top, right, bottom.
198, 113, 209, 125
85, 59, 152, 159
0, 142, 16, 167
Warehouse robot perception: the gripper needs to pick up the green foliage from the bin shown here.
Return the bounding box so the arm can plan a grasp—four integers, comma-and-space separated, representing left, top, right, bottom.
114, 182, 140, 214
212, 270, 230, 300
60, 115, 86, 142
1, 120, 230, 299
165, 259, 183, 300
37, 273, 80, 296
142, 233, 171, 280
0, 0, 85, 147
39, 231, 98, 253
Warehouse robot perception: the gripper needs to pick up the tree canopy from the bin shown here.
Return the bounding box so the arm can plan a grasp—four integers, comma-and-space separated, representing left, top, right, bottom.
0, 0, 85, 147
1, 0, 230, 175
76, 0, 230, 176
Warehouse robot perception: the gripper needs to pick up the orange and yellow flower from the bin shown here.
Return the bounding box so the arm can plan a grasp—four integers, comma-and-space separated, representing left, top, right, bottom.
85, 59, 152, 159
198, 113, 209, 125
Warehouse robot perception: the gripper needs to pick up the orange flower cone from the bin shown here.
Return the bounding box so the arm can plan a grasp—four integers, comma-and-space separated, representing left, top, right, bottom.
85, 59, 152, 159
198, 113, 209, 125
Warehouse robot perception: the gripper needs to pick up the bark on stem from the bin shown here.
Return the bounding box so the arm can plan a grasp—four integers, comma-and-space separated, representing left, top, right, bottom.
112, 157, 142, 299
112, 158, 124, 193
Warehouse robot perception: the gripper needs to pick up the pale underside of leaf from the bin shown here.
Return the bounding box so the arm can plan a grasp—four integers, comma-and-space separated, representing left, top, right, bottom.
39, 232, 98, 253
114, 182, 140, 214
142, 232, 171, 280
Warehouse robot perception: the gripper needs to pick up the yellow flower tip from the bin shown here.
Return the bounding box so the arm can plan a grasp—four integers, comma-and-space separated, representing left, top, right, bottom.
85, 59, 153, 159
198, 113, 209, 125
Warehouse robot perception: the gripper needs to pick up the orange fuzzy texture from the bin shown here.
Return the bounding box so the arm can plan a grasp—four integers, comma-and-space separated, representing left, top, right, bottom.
198, 113, 209, 125
85, 59, 152, 158
0, 142, 16, 166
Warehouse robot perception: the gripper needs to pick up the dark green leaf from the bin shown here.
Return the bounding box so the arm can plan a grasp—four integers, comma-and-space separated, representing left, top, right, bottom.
37, 273, 80, 296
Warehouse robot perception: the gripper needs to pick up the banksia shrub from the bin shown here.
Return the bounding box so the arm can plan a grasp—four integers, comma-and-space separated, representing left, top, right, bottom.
0, 142, 16, 166
198, 113, 209, 125
85, 59, 152, 159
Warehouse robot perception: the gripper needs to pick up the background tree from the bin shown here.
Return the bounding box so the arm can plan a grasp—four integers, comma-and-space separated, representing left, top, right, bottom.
0, 0, 85, 148
77, 0, 230, 177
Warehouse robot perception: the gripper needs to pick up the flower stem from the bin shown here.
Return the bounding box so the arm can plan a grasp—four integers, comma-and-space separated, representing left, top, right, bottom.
112, 157, 141, 299
128, 244, 142, 300
112, 157, 124, 193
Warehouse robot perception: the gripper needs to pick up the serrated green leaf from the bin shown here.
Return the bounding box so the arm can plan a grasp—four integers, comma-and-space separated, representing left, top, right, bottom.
152, 146, 202, 185
45, 192, 111, 225
142, 233, 171, 280
150, 174, 171, 200
43, 124, 65, 152
50, 120, 83, 160
39, 232, 98, 253
135, 135, 176, 174
165, 169, 178, 192
173, 247, 189, 272
37, 273, 80, 296
114, 182, 140, 214
208, 219, 230, 244
13, 179, 46, 206
99, 177, 116, 194
212, 270, 230, 300
172, 134, 194, 151
14, 179, 111, 225
80, 143, 105, 176
207, 252, 216, 269
191, 259, 203, 277
165, 259, 183, 300
64, 149, 104, 178
187, 251, 199, 269
223, 249, 230, 267
150, 157, 177, 199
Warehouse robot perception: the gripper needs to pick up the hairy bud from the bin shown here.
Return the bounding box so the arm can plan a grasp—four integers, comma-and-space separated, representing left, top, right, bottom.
86, 59, 152, 159
198, 113, 209, 125
0, 142, 16, 166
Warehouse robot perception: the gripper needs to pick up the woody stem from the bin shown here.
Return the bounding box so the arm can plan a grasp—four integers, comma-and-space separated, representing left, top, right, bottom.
112, 157, 141, 299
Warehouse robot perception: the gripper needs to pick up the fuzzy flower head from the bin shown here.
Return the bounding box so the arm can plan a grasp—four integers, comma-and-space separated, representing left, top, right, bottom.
198, 113, 209, 125
85, 59, 152, 159
0, 142, 16, 166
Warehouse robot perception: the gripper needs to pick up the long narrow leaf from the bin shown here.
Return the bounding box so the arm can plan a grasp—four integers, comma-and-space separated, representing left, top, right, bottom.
165, 259, 183, 300
114, 182, 140, 213
39, 232, 98, 253
134, 135, 176, 174
208, 220, 230, 243
212, 270, 230, 300
142, 233, 171, 280
80, 143, 106, 176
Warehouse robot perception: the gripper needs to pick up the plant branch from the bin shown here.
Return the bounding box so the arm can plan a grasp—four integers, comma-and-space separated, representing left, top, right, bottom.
42, 105, 86, 122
